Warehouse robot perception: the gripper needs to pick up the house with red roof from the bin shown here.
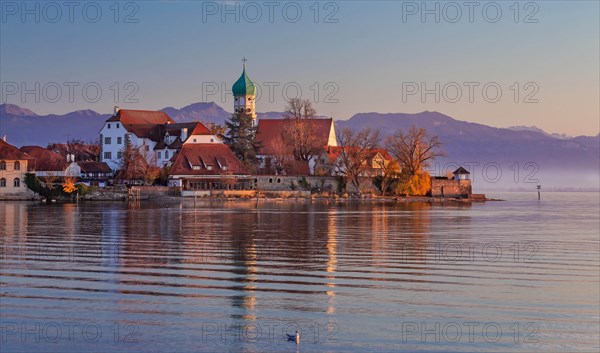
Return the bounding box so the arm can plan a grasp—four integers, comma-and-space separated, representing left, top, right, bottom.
168, 143, 252, 191
19, 145, 81, 178
99, 107, 222, 170
0, 138, 33, 199
255, 118, 338, 175
314, 146, 395, 177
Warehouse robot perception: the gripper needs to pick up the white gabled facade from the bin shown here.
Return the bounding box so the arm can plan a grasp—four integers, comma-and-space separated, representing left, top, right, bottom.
99, 119, 128, 170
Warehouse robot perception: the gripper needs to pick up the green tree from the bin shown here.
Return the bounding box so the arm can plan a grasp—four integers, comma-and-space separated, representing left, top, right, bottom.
223, 112, 261, 172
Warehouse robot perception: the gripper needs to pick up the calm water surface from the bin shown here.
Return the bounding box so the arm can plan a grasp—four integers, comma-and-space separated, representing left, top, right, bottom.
1, 192, 599, 352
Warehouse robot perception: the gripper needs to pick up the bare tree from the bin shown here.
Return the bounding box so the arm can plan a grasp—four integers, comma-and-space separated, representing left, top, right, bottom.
270, 136, 292, 175
117, 144, 149, 182
378, 159, 401, 196
281, 98, 322, 162
385, 125, 446, 176
335, 128, 382, 193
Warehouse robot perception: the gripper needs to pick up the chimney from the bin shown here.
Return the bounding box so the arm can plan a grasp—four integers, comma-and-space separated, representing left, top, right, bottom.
114, 106, 120, 116
181, 128, 188, 141
1, 134, 6, 142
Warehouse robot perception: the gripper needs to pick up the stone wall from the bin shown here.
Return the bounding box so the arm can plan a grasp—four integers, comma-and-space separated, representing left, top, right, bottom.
431, 179, 472, 198
254, 176, 339, 192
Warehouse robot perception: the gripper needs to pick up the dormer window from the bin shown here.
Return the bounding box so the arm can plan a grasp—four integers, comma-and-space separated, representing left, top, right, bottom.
192, 166, 201, 170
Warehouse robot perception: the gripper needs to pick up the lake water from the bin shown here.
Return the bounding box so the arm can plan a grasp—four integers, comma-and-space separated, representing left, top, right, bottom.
1, 192, 599, 352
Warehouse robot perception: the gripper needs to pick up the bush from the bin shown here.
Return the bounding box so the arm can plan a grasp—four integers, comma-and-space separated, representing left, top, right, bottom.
394, 172, 431, 196
298, 177, 311, 190
76, 183, 93, 196
24, 173, 50, 197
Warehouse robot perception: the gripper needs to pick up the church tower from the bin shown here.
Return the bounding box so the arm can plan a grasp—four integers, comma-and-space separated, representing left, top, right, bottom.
232, 58, 257, 122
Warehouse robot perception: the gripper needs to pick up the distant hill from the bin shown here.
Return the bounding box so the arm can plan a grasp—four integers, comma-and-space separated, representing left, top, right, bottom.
160, 102, 230, 125
1, 103, 598, 189
507, 125, 571, 140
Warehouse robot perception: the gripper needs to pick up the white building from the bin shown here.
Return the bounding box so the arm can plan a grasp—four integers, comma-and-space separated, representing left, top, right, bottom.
0, 139, 31, 199
99, 107, 221, 171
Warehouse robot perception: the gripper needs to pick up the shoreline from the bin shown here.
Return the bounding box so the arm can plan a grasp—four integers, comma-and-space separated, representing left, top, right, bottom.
1, 193, 501, 203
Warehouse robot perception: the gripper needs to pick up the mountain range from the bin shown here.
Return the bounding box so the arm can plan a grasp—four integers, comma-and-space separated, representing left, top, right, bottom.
1, 102, 598, 189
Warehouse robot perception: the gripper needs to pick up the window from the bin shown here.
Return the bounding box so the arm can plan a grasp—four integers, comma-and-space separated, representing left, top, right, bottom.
157, 152, 162, 159
0, 178, 5, 187
104, 152, 112, 159
107, 124, 111, 129
0, 161, 5, 170
13, 178, 20, 187
105, 137, 111, 144
222, 166, 228, 171
210, 138, 214, 143
193, 139, 197, 143
116, 123, 120, 128
117, 151, 122, 159
206, 166, 213, 171
145, 146, 149, 152
14, 161, 20, 170
117, 137, 122, 144
165, 151, 169, 159
192, 166, 201, 170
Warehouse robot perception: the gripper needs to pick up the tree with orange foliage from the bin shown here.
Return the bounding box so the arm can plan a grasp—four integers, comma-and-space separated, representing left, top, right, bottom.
394, 172, 431, 196
62, 176, 77, 194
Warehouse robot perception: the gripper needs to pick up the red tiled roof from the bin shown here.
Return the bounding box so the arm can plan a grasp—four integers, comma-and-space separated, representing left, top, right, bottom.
126, 122, 212, 143
79, 161, 112, 173
372, 148, 394, 161
256, 118, 334, 155
190, 123, 212, 135
19, 146, 68, 172
169, 144, 247, 176
0, 140, 30, 160
123, 124, 161, 140
107, 109, 175, 125
47, 143, 99, 162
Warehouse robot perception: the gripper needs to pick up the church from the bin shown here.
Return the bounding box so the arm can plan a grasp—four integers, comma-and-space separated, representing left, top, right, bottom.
232, 61, 338, 175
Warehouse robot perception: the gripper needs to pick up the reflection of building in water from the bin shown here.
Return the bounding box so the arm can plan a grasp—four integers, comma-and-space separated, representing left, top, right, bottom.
226, 212, 259, 322
0, 202, 28, 263
100, 208, 125, 269
325, 209, 338, 315
0, 202, 28, 239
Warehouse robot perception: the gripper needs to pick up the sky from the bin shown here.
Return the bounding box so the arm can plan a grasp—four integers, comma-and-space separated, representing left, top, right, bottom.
1, 0, 598, 136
